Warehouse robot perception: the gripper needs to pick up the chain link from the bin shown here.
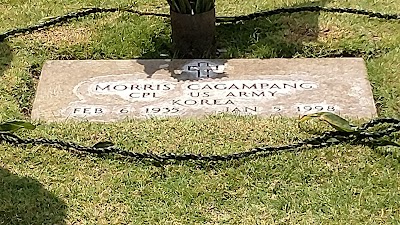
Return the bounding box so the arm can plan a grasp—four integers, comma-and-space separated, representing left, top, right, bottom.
1, 6, 400, 42
1, 118, 399, 163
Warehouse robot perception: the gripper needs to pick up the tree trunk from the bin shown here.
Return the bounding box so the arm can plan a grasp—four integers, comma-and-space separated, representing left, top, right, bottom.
170, 8, 216, 58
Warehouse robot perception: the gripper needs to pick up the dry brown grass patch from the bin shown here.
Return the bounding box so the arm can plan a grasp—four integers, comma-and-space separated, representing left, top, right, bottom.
24, 26, 93, 45
317, 24, 348, 42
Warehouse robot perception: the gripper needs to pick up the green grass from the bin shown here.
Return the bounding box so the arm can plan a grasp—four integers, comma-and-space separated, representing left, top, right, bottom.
1, 0, 400, 224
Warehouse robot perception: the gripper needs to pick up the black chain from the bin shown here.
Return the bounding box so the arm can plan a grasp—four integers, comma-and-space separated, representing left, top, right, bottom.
217, 6, 400, 23
1, 6, 400, 42
0, 118, 399, 163
1, 6, 400, 163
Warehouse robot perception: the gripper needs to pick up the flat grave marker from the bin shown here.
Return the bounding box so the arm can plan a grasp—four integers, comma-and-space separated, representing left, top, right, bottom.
31, 58, 377, 122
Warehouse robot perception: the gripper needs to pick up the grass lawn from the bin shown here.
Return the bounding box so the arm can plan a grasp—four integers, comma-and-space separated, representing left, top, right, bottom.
1, 0, 400, 224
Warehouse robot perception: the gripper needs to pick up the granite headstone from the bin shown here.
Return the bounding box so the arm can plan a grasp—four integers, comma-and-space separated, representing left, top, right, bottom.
31, 58, 377, 122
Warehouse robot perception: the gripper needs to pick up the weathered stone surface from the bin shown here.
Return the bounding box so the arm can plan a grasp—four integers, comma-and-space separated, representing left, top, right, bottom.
31, 58, 377, 122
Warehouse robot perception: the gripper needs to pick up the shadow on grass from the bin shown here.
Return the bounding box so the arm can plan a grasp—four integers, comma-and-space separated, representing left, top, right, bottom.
0, 40, 37, 117
0, 41, 12, 77
0, 167, 67, 225
217, 0, 331, 58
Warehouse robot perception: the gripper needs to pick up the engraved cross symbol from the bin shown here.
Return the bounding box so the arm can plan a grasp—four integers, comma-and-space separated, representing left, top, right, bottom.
188, 62, 219, 78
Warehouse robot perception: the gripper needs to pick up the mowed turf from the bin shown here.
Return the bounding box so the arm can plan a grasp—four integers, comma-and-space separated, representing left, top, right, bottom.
1, 0, 400, 224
